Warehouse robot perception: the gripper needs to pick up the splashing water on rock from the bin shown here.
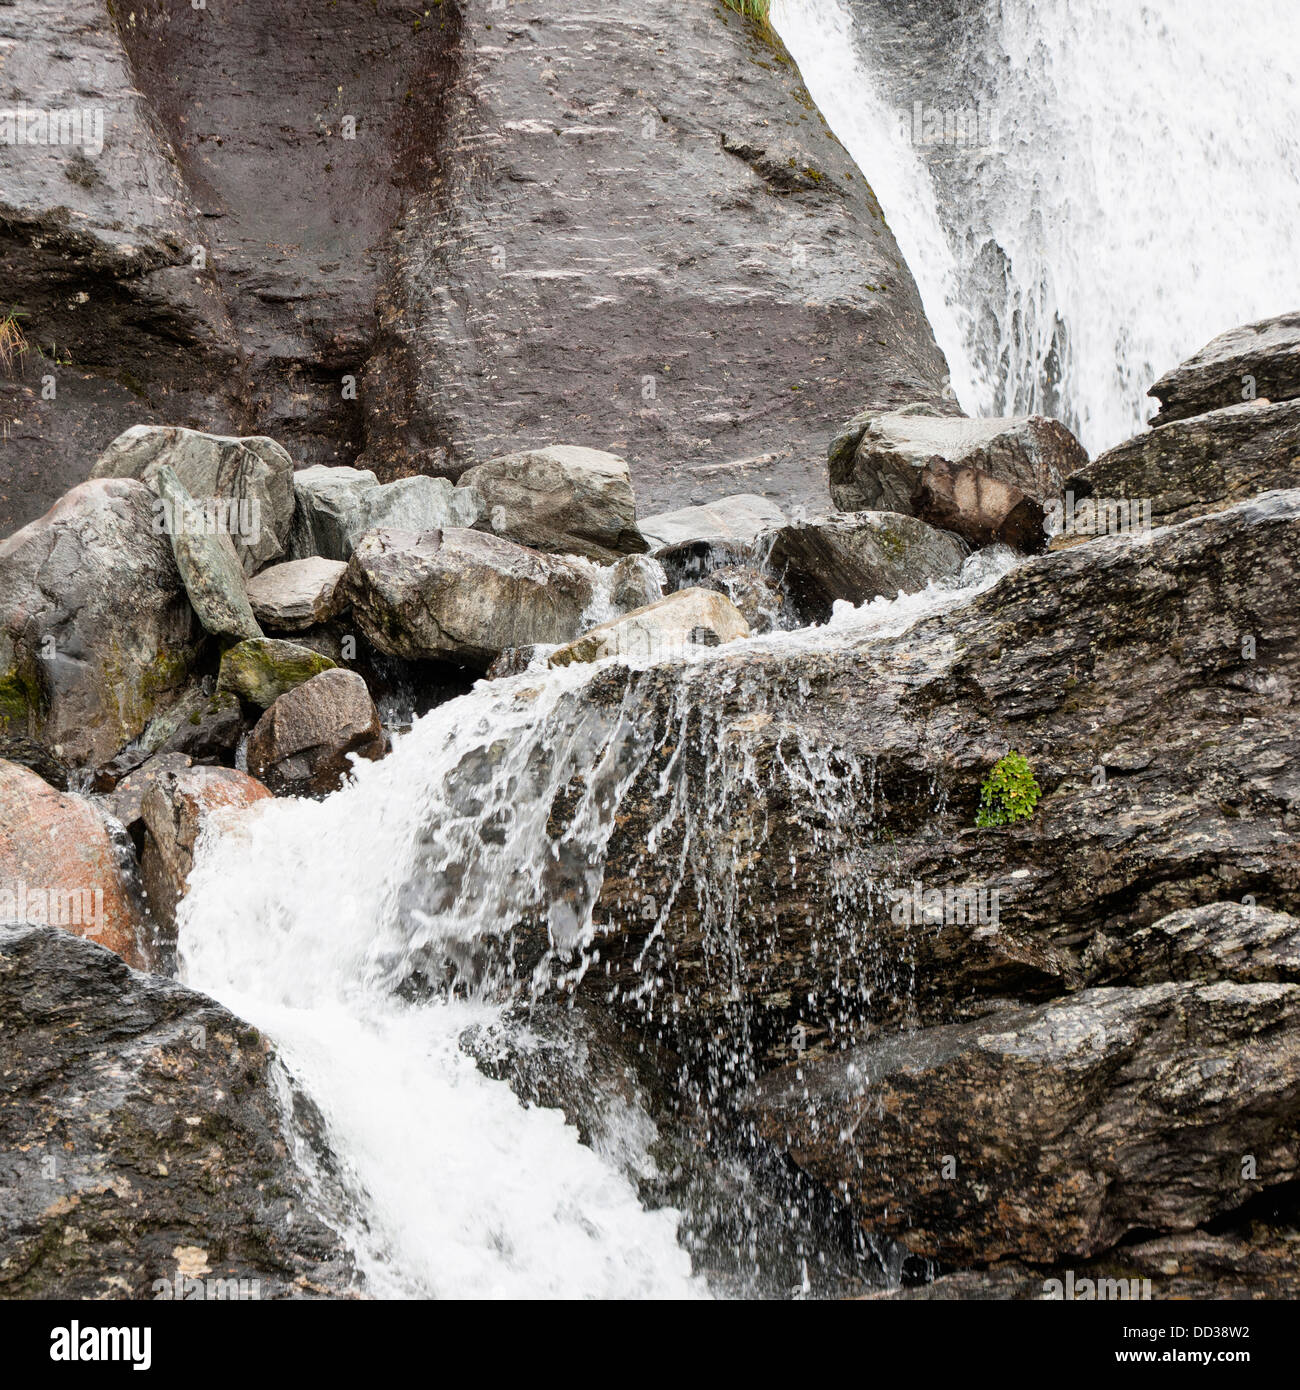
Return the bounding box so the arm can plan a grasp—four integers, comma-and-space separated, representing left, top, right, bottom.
177, 551, 1017, 1297
774, 0, 1300, 453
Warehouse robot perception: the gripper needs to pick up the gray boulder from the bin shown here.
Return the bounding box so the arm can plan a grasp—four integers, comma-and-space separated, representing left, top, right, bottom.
0, 479, 198, 767
639, 494, 786, 550
288, 467, 483, 561
92, 425, 295, 574
140, 765, 272, 938
461, 446, 646, 562
757, 512, 968, 624
246, 557, 349, 632
351, 475, 483, 548
1149, 310, 1300, 426
610, 554, 666, 612
288, 465, 380, 561
247, 669, 387, 796
699, 565, 787, 634
346, 528, 596, 669
154, 466, 262, 641
830, 403, 1086, 551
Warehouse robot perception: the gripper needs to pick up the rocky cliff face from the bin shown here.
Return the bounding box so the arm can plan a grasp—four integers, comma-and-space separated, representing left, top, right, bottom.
1, 0, 948, 533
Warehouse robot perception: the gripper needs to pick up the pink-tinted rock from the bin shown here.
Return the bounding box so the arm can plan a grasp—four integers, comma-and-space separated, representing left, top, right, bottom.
0, 759, 145, 968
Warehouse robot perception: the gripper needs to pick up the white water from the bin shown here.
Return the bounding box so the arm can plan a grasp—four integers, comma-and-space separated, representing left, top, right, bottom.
176, 548, 1014, 1298
775, 0, 1300, 453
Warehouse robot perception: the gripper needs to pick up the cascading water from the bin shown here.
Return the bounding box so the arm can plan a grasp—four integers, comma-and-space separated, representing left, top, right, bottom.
773, 0, 1300, 453
177, 551, 1016, 1298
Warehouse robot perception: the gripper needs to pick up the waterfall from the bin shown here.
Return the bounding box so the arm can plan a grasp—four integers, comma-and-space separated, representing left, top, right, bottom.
176, 552, 1015, 1298
773, 0, 1300, 453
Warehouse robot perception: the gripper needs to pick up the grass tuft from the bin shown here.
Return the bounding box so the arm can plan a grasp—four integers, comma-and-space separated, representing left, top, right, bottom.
721, 0, 773, 28
0, 311, 29, 376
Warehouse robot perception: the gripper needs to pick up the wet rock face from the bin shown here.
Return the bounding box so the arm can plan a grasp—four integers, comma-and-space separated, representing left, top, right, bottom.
830, 404, 1086, 550
541, 490, 1300, 1079
0, 479, 199, 768
1070, 397, 1300, 529
3, 0, 949, 536
346, 527, 596, 669
1148, 310, 1300, 426
0, 0, 243, 538
746, 978, 1300, 1265
0, 923, 353, 1299
361, 0, 951, 512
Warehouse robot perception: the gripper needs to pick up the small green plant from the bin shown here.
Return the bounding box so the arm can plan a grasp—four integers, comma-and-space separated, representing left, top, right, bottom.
0, 311, 29, 376
721, 0, 773, 27
975, 751, 1041, 828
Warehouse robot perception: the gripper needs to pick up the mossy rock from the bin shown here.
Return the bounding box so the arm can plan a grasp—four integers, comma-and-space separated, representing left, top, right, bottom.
217, 638, 336, 709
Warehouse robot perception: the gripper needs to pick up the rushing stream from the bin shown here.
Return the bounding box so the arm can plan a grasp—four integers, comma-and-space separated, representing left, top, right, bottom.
774, 0, 1300, 453
177, 550, 1015, 1298
170, 0, 1300, 1301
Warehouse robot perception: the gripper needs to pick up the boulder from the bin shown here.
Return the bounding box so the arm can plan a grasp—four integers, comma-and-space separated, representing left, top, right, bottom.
746, 980, 1300, 1265
0, 760, 145, 968
639, 494, 787, 550
350, 475, 483, 549
139, 687, 246, 765
1069, 397, 1300, 530
92, 425, 294, 574
1149, 310, 1300, 426
153, 465, 263, 641
829, 404, 1086, 551
0, 735, 71, 791
346, 528, 596, 669
756, 512, 968, 624
610, 554, 666, 612
461, 446, 646, 562
217, 638, 336, 709
140, 765, 272, 938
698, 565, 787, 634
246, 557, 350, 632
247, 669, 386, 797
99, 752, 194, 841
288, 464, 381, 561
485, 647, 542, 681
0, 923, 353, 1298
549, 588, 750, 667
0, 478, 198, 767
